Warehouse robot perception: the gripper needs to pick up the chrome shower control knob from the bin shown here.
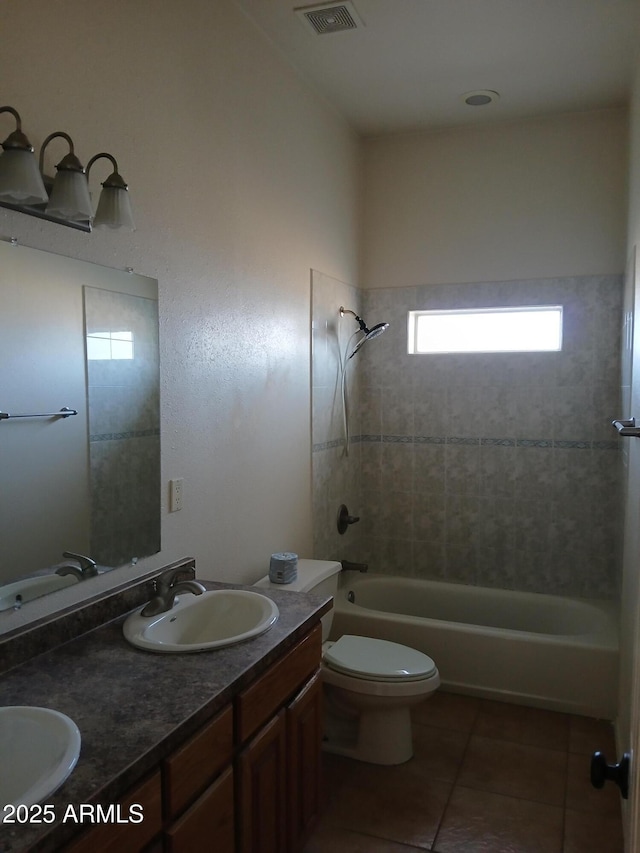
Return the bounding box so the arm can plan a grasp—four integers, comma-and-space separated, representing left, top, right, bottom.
337, 504, 360, 534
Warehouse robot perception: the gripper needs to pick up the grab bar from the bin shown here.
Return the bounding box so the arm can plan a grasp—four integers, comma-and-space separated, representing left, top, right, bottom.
612, 418, 640, 438
0, 406, 77, 421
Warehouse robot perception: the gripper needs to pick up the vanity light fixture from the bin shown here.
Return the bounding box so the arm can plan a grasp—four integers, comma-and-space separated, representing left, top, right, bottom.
0, 105, 135, 233
86, 153, 135, 231
41, 132, 93, 224
0, 107, 48, 206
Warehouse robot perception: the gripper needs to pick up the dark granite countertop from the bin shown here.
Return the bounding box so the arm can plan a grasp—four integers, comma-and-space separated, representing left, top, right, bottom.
0, 579, 331, 852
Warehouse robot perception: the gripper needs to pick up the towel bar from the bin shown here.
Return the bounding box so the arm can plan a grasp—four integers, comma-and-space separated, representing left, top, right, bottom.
612, 418, 640, 437
0, 406, 77, 421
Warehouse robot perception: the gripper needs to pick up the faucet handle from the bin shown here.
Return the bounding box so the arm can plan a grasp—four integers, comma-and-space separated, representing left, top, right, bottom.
337, 504, 360, 535
62, 551, 98, 577
156, 565, 195, 591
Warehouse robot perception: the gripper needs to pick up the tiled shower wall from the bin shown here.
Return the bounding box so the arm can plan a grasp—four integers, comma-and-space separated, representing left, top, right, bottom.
312, 274, 623, 598
85, 287, 161, 568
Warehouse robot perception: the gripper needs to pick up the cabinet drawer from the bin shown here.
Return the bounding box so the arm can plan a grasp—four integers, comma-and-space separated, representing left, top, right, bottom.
163, 704, 233, 818
165, 765, 235, 853
236, 624, 322, 743
63, 771, 162, 853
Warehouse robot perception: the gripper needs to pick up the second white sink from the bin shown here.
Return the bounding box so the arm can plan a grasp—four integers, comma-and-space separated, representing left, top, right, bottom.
0, 574, 79, 612
0, 706, 81, 817
123, 589, 279, 653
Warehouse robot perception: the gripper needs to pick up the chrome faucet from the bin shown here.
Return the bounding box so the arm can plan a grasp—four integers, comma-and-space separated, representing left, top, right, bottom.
141, 566, 206, 617
55, 551, 98, 581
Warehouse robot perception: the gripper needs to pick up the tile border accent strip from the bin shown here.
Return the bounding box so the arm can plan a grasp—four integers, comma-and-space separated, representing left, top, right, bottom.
313, 434, 621, 452
90, 428, 160, 442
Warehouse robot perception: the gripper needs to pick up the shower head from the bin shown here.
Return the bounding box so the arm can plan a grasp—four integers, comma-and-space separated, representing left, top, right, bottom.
364, 322, 389, 341
340, 307, 389, 359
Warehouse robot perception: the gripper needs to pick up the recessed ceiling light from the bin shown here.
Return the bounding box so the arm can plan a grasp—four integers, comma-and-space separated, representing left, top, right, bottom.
462, 90, 500, 107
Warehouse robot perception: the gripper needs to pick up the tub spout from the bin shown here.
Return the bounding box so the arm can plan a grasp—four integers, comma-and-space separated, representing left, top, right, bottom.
341, 560, 368, 573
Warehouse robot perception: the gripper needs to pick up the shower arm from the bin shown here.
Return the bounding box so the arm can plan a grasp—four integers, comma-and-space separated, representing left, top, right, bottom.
340, 306, 368, 334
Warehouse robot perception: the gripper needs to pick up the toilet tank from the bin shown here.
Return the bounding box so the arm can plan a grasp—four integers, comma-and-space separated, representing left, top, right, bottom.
254, 559, 342, 641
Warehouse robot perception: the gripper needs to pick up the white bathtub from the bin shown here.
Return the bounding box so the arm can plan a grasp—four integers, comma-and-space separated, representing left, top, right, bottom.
331, 574, 619, 719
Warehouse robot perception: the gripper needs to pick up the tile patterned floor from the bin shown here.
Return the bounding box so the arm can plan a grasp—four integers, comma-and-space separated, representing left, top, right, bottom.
303, 691, 624, 853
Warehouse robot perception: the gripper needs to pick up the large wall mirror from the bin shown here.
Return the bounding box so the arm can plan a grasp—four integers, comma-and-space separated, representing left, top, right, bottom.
0, 240, 160, 612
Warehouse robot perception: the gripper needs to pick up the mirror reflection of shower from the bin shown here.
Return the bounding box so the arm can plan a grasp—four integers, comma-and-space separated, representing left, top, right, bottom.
339, 307, 389, 456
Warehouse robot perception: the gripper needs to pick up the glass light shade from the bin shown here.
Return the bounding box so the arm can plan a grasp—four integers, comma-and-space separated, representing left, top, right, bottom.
93, 185, 135, 230
0, 148, 48, 204
45, 170, 93, 222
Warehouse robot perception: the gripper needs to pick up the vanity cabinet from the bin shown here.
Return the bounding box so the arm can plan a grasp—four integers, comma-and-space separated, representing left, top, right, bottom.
237, 625, 323, 853
63, 772, 163, 853
237, 667, 324, 853
163, 705, 234, 819
238, 711, 288, 853
165, 766, 235, 853
62, 623, 323, 853
286, 670, 323, 853
163, 706, 235, 853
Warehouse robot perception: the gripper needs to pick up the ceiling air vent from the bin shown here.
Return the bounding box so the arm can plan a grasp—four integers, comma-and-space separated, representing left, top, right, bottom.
295, 2, 364, 35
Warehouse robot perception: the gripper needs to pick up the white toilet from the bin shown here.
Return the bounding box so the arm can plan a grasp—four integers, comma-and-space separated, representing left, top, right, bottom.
256, 559, 440, 765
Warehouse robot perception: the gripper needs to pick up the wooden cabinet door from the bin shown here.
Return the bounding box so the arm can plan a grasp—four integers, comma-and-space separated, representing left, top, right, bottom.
62, 772, 162, 853
236, 625, 321, 743
165, 766, 235, 853
238, 710, 287, 853
287, 671, 323, 853
163, 705, 233, 819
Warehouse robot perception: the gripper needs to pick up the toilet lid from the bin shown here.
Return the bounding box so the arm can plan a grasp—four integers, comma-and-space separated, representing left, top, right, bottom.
324, 635, 437, 682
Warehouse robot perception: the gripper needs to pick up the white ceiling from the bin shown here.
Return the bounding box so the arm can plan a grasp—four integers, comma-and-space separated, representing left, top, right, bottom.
235, 0, 640, 136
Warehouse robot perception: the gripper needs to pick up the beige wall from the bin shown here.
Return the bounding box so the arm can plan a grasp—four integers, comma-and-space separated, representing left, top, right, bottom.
363, 109, 627, 288
0, 0, 361, 586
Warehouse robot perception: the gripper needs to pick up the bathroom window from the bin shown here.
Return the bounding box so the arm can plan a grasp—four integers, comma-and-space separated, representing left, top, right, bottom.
86, 330, 134, 360
407, 306, 563, 354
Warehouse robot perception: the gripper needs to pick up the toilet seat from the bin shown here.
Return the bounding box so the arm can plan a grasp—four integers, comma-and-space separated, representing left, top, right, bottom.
323, 635, 437, 683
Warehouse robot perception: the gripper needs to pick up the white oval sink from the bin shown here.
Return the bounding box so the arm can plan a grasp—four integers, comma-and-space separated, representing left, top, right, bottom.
0, 574, 79, 612
0, 706, 81, 817
123, 589, 279, 653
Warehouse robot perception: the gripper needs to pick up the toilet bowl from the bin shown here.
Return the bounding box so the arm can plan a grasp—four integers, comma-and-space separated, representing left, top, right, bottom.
254, 559, 440, 765
321, 634, 440, 764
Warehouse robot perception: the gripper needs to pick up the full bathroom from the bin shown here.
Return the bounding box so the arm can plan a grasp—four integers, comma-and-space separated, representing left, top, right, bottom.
2, 1, 640, 852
